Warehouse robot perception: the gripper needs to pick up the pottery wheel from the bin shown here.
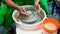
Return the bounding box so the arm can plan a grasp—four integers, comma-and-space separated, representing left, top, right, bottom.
19, 10, 40, 24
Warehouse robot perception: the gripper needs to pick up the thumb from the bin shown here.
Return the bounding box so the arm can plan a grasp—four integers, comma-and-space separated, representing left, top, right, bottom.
22, 8, 26, 12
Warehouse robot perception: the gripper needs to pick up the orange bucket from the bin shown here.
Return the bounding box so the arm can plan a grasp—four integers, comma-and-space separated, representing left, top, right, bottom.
43, 18, 59, 33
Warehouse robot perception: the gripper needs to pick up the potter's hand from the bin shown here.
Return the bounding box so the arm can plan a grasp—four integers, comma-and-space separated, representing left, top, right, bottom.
18, 7, 28, 17
34, 4, 41, 14
34, 0, 41, 14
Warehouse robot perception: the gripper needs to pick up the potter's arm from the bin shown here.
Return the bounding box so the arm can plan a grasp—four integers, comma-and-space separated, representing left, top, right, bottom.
4, 0, 20, 10
4, 0, 28, 16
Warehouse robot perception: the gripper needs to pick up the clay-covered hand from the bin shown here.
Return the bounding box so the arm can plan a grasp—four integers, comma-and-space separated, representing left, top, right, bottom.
34, 0, 41, 14
34, 4, 42, 14
18, 7, 28, 17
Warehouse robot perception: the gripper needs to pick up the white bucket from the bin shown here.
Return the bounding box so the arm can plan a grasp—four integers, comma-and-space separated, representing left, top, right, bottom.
12, 5, 46, 30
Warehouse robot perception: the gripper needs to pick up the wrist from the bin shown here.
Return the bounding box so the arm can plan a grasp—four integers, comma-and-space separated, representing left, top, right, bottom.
16, 6, 21, 11
34, 0, 39, 5
35, 2, 38, 5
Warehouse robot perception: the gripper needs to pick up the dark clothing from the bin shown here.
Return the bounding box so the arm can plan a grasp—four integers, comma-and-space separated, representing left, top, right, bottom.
52, 0, 60, 16
0, 0, 2, 2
